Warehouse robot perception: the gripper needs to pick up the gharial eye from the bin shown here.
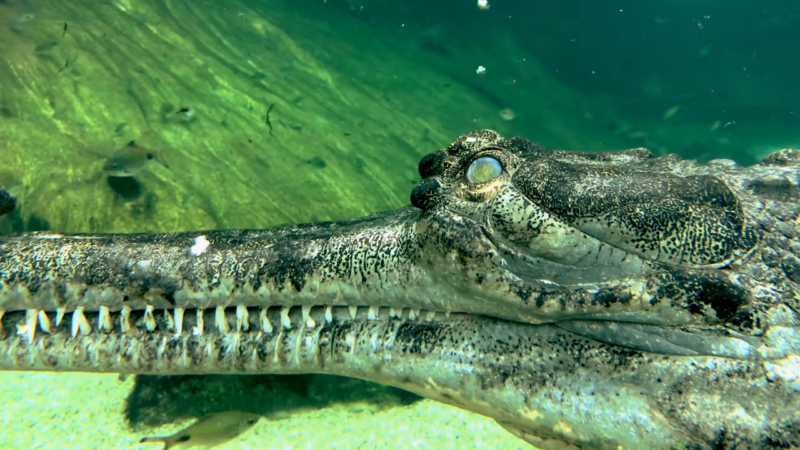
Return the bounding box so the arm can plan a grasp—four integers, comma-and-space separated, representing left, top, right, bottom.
466, 156, 502, 184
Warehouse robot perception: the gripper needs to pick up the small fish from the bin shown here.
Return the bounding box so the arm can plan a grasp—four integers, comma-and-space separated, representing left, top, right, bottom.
498, 108, 515, 121
698, 43, 714, 58
176, 106, 196, 120
662, 105, 681, 121
102, 141, 168, 177
139, 411, 261, 450
0, 183, 16, 216
8, 13, 35, 32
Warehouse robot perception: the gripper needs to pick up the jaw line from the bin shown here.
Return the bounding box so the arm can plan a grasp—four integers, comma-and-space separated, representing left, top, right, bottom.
441, 205, 558, 287
462, 202, 625, 289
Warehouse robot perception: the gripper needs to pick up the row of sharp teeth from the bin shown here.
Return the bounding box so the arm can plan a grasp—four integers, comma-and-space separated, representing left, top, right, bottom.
1, 305, 443, 344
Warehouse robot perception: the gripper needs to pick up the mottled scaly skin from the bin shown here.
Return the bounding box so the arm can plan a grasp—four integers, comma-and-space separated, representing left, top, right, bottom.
1, 130, 799, 449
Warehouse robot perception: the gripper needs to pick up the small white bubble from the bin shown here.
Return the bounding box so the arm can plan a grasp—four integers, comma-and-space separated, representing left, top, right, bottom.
190, 235, 210, 256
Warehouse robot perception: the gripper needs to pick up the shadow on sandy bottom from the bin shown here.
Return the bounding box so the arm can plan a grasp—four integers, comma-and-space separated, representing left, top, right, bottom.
124, 374, 422, 428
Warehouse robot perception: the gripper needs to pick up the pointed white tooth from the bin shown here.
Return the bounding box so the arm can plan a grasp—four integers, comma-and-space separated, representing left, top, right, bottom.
79, 309, 92, 335
259, 307, 273, 333
324, 305, 333, 324
70, 309, 81, 337
192, 308, 205, 336
348, 305, 357, 319
236, 305, 249, 332
215, 306, 230, 333
17, 310, 37, 343
425, 311, 436, 321
98, 306, 113, 333
120, 305, 133, 334
55, 308, 66, 326
71, 307, 91, 337
173, 308, 184, 335
409, 308, 419, 321
144, 305, 157, 332
302, 305, 315, 329
38, 310, 54, 334
368, 306, 378, 320
389, 308, 398, 319
280, 306, 292, 330
25, 309, 38, 343
445, 310, 451, 318
163, 308, 175, 332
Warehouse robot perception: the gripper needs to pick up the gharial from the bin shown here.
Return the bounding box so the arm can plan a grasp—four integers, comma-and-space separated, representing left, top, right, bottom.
0, 129, 799, 449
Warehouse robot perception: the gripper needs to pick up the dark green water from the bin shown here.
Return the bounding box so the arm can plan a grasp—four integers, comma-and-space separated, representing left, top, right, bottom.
328, 0, 799, 165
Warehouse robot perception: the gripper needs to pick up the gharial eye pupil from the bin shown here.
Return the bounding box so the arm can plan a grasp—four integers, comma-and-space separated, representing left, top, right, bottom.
467, 156, 502, 184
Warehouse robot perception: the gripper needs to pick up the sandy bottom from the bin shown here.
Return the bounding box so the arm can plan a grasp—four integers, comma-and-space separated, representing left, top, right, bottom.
0, 372, 528, 449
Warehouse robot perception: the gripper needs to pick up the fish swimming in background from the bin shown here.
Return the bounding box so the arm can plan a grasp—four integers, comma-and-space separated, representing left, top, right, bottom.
0, 182, 16, 216
498, 108, 515, 121
139, 411, 261, 450
102, 140, 168, 177
662, 104, 681, 121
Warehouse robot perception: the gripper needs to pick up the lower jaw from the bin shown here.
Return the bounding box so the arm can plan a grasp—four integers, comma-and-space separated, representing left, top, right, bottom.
0, 304, 462, 374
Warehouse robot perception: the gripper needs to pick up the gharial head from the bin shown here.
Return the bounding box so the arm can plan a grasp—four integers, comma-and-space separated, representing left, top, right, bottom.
409, 129, 758, 326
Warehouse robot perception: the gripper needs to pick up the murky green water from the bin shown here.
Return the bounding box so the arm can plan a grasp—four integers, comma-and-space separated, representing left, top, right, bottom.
0, 0, 797, 448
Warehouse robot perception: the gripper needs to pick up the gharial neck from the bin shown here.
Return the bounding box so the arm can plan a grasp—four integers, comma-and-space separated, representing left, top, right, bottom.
0, 206, 457, 320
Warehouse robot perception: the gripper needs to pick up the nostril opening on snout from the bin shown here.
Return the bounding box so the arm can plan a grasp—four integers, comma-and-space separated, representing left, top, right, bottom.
418, 151, 445, 178
411, 178, 441, 210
